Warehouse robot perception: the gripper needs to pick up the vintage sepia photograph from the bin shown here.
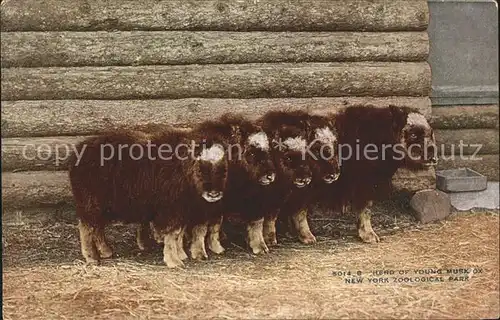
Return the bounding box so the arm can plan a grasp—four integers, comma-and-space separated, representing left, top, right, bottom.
1, 0, 499, 319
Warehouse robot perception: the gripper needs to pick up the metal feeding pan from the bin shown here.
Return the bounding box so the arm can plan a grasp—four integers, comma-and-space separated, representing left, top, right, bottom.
436, 168, 488, 193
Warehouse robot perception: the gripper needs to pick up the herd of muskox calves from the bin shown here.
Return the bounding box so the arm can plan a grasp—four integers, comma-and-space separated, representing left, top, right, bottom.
68, 105, 438, 268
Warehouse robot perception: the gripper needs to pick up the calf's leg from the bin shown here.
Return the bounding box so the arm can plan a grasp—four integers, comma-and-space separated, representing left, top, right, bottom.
94, 225, 113, 258
207, 217, 225, 254
177, 227, 188, 261
151, 222, 164, 244
136, 222, 156, 251
162, 227, 184, 268
247, 218, 269, 254
263, 215, 278, 246
78, 220, 100, 264
190, 223, 209, 260
357, 204, 380, 243
291, 208, 316, 244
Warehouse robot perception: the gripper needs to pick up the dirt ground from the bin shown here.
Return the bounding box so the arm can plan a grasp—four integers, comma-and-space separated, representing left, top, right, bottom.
2, 201, 499, 319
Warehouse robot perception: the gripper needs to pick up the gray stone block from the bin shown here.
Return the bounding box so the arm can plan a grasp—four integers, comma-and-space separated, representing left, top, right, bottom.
436, 168, 488, 192
410, 189, 452, 223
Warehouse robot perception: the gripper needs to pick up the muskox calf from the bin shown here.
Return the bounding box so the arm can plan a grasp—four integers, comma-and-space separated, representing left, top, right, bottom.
275, 112, 341, 244
68, 127, 229, 268
331, 105, 437, 242
197, 114, 277, 254
257, 110, 314, 247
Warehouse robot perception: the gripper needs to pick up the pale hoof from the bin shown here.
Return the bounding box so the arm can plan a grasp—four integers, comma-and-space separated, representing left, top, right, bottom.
265, 238, 277, 247
137, 241, 147, 251
208, 242, 225, 255
152, 229, 164, 244
299, 232, 317, 245
264, 233, 278, 247
82, 246, 100, 264
250, 241, 269, 255
164, 256, 185, 269
98, 246, 113, 259
84, 256, 100, 265
178, 248, 188, 261
359, 229, 380, 243
191, 247, 209, 260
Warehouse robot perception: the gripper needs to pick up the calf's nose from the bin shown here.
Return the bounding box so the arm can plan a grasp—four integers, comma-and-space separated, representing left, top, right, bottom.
266, 173, 276, 182
209, 190, 222, 198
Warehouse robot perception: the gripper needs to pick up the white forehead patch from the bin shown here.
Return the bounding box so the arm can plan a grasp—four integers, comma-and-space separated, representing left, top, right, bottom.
198, 144, 225, 164
248, 132, 269, 151
406, 112, 430, 129
315, 127, 337, 145
283, 136, 307, 152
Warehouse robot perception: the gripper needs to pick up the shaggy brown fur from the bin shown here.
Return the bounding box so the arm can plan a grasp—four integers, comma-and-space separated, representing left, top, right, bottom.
255, 110, 314, 247
68, 127, 229, 268
128, 123, 189, 252
129, 115, 276, 256
126, 123, 201, 253
193, 114, 277, 255
318, 105, 437, 242
275, 112, 341, 245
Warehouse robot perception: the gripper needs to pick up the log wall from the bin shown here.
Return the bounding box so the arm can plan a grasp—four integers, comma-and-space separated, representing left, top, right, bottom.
1, 32, 429, 67
0, 0, 429, 32
431, 105, 499, 180
1, 63, 431, 100
1, 0, 434, 211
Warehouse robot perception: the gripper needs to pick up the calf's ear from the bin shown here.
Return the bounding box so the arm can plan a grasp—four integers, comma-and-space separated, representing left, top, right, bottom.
389, 105, 408, 136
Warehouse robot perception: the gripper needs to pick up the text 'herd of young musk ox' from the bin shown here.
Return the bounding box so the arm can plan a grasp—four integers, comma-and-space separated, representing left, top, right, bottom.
68, 105, 438, 268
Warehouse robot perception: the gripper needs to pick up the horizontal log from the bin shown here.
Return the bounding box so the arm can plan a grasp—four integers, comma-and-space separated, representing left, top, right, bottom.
0, 62, 432, 100
1, 169, 435, 209
2, 171, 73, 209
435, 129, 499, 155
1, 137, 83, 172
1, 97, 432, 138
0, 31, 429, 68
437, 154, 499, 181
0, 0, 429, 32
430, 105, 499, 129
392, 167, 436, 192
